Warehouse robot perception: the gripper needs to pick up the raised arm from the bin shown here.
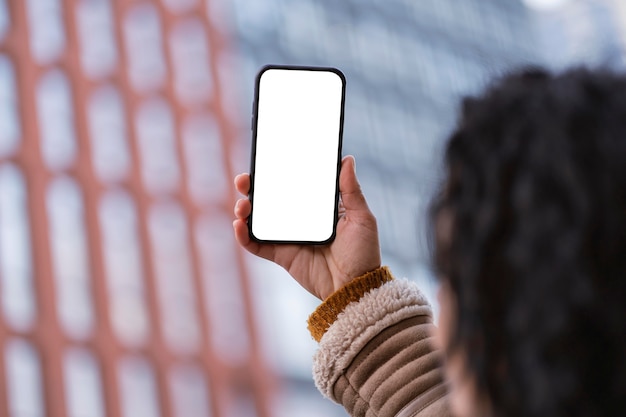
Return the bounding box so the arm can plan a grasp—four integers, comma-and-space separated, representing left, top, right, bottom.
233, 155, 451, 416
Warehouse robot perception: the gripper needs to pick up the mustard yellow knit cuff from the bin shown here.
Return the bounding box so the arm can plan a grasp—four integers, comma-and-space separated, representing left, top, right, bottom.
307, 266, 394, 342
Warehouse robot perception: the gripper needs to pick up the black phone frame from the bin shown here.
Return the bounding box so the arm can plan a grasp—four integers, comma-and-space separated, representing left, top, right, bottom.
247, 64, 347, 245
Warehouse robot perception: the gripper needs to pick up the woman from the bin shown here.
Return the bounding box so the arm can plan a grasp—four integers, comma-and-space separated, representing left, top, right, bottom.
233, 67, 626, 417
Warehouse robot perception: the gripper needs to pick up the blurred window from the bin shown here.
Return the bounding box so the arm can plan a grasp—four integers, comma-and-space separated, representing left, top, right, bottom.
247, 255, 318, 378
0, 0, 8, 40
223, 388, 257, 417
231, 0, 279, 34
282, 2, 323, 58
419, 46, 447, 97
169, 19, 213, 105
182, 114, 226, 206
99, 189, 149, 347
0, 55, 20, 157
4, 339, 46, 417
442, 50, 468, 95
425, 0, 448, 25
343, 89, 373, 151
194, 213, 249, 365
123, 4, 166, 93
372, 103, 410, 165
400, 115, 441, 173
392, 35, 428, 84
47, 176, 94, 340
118, 356, 161, 417
364, 99, 396, 159
215, 50, 247, 124
169, 363, 212, 417
76, 0, 117, 80
355, 19, 394, 79
162, 0, 198, 15
148, 201, 200, 355
63, 347, 106, 417
205, 0, 233, 36
25, 0, 66, 64
87, 85, 130, 183
135, 99, 180, 195
486, 7, 514, 49
0, 164, 35, 331
456, 1, 482, 37
36, 69, 77, 171
322, 19, 353, 67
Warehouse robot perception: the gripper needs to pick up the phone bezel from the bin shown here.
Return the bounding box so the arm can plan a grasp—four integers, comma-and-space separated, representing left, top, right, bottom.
248, 64, 347, 245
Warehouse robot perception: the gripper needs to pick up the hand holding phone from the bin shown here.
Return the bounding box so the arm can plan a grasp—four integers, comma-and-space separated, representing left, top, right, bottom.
233, 155, 382, 300
248, 65, 346, 244
235, 65, 381, 299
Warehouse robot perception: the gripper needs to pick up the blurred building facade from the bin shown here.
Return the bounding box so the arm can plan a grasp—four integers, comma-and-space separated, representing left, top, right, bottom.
0, 0, 274, 417
1, 1, 626, 417
225, 1, 542, 416
225, 0, 626, 416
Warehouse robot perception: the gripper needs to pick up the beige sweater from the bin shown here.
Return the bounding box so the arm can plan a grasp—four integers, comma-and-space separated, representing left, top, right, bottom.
307, 267, 452, 417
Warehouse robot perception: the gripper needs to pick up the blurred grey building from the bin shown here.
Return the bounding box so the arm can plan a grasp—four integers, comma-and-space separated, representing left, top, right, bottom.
228, 0, 541, 295
219, 0, 626, 416
222, 1, 540, 416
529, 0, 626, 69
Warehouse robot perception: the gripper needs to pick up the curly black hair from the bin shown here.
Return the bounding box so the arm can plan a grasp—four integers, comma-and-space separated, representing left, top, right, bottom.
431, 67, 626, 417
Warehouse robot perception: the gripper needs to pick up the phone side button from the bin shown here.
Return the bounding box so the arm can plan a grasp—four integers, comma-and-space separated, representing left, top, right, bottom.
251, 115, 254, 130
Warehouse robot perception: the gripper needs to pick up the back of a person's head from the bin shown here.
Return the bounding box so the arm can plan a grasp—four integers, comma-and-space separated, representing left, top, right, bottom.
432, 67, 626, 416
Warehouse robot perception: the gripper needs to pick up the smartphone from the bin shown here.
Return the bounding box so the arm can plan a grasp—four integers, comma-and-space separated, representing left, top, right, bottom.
248, 65, 346, 244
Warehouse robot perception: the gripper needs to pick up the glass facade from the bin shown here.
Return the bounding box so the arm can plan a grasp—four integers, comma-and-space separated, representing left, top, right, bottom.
225, 0, 626, 415
117, 356, 161, 417
0, 55, 20, 156
225, 7, 541, 410
47, 176, 95, 340
87, 85, 131, 183
4, 339, 46, 417
76, 0, 118, 80
36, 70, 78, 171
0, 165, 35, 331
63, 348, 106, 417
25, 0, 66, 64
99, 189, 151, 347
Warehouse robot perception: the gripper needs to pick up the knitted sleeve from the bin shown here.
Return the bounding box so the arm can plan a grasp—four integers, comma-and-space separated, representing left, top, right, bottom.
307, 267, 452, 417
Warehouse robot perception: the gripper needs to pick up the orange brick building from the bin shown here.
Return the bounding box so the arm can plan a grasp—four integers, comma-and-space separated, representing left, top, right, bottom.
0, 1, 277, 416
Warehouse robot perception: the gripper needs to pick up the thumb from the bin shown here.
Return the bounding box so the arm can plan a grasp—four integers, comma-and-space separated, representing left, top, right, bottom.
339, 155, 369, 212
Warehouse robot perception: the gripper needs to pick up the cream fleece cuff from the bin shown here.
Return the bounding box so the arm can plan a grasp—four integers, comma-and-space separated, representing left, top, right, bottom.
307, 266, 394, 342
312, 278, 433, 399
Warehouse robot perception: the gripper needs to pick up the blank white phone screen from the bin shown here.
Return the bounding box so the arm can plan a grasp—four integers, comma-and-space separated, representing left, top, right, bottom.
250, 67, 345, 243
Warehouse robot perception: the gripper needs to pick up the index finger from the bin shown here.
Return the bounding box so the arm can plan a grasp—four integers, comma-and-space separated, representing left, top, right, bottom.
234, 173, 250, 196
